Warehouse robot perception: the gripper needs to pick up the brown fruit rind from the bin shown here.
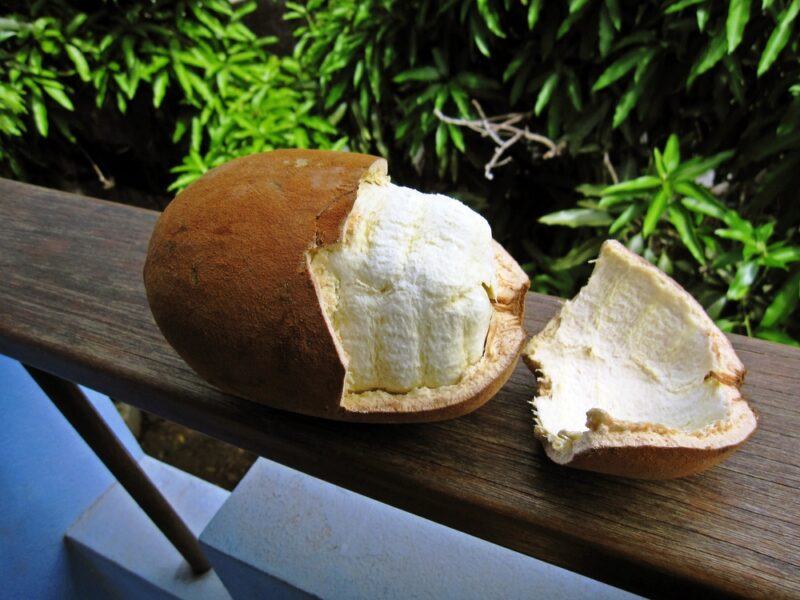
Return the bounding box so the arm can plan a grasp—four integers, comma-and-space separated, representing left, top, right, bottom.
550, 436, 754, 480
144, 149, 530, 422
523, 240, 757, 478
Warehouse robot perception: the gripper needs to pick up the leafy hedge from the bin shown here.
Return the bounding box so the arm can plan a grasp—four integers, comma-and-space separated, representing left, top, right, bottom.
1, 1, 798, 343
0, 1, 344, 191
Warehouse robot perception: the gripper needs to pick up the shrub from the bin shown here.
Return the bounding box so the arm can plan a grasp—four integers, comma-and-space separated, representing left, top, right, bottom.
0, 0, 344, 192
1, 1, 798, 343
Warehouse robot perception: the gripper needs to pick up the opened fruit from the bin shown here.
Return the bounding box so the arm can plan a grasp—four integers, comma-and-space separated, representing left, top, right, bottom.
144, 150, 529, 422
524, 240, 757, 479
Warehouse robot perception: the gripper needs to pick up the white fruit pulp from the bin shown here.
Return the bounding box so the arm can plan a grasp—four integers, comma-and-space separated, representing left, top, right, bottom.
532, 242, 732, 440
310, 182, 496, 394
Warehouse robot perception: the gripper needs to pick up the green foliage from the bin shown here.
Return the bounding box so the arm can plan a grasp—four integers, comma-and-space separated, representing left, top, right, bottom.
290, 1, 799, 177
0, 1, 343, 188
2, 0, 799, 344
540, 135, 800, 344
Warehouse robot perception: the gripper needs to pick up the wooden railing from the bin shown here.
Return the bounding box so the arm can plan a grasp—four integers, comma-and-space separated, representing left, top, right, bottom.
1, 177, 798, 598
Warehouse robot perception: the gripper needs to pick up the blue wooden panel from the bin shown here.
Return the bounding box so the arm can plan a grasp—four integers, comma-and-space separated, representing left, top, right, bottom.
201, 458, 640, 600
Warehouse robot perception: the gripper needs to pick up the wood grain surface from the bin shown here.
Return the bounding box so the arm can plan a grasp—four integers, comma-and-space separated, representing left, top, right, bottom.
1, 178, 798, 598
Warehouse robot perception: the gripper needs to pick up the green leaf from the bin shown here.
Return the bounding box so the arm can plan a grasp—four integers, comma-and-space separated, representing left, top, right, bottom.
172, 119, 187, 143
680, 199, 724, 225
764, 246, 800, 267
613, 79, 644, 128
665, 0, 706, 14
570, 0, 591, 14
705, 295, 728, 320
654, 148, 667, 179
592, 48, 651, 92
43, 86, 74, 111
550, 238, 605, 270
723, 55, 746, 105
672, 150, 734, 180
726, 0, 752, 53
697, 7, 710, 31
755, 328, 800, 347
566, 70, 583, 110
715, 228, 753, 243
609, 203, 643, 234
602, 175, 662, 195
455, 72, 498, 91
675, 181, 728, 219
152, 71, 168, 108
353, 60, 364, 87
668, 204, 706, 263
190, 116, 202, 151
435, 122, 447, 157
642, 185, 672, 237
760, 270, 800, 328
605, 0, 622, 29
688, 30, 727, 85
503, 56, 525, 83
528, 0, 543, 29
186, 72, 213, 104
663, 134, 681, 172
66, 13, 88, 35
727, 260, 759, 299
450, 88, 471, 116
627, 233, 645, 254
122, 36, 136, 71
599, 193, 642, 208
66, 45, 90, 82
755, 221, 775, 243
172, 58, 194, 101
715, 318, 739, 333
535, 72, 559, 116
448, 124, 465, 152
657, 251, 673, 275
598, 8, 614, 57
757, 0, 800, 76
397, 65, 440, 86
32, 95, 48, 137
539, 208, 612, 228
576, 183, 606, 197
473, 26, 491, 57
477, 0, 505, 37
557, 10, 583, 39
324, 81, 346, 110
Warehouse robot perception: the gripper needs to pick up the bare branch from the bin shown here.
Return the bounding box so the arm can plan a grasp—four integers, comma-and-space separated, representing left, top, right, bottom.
434, 100, 562, 180
603, 152, 619, 185
78, 146, 115, 190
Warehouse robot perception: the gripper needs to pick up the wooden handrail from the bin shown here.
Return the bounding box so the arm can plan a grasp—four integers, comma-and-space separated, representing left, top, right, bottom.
1, 177, 798, 598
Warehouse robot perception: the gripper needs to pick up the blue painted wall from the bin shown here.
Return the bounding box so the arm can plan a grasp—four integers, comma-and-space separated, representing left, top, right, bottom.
0, 355, 141, 599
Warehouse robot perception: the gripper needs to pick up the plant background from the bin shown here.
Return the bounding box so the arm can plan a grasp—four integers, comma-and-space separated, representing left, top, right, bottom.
2, 0, 799, 344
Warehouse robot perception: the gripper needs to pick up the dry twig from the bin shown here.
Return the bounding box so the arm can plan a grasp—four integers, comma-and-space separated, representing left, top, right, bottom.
79, 146, 115, 190
603, 152, 619, 185
434, 100, 563, 180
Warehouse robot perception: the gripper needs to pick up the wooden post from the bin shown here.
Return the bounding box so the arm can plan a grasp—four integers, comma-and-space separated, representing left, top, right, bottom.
24, 365, 212, 575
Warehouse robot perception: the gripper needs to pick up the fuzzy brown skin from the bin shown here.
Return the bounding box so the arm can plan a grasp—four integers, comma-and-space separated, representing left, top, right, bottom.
558, 438, 753, 480
144, 150, 382, 419
144, 149, 529, 422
